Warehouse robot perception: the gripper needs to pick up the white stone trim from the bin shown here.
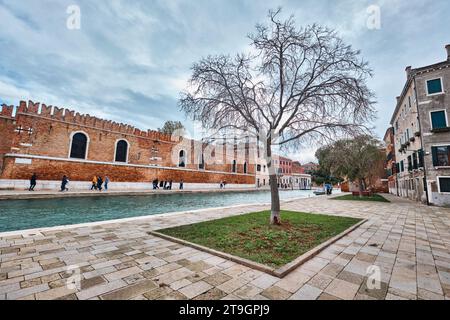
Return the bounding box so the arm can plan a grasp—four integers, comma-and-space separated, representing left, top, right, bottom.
437, 176, 450, 194
0, 179, 255, 191
429, 109, 449, 130
4, 153, 255, 177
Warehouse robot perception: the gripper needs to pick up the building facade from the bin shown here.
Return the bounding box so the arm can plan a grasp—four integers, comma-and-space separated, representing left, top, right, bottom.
292, 161, 312, 190
0, 100, 255, 190
383, 127, 398, 195
389, 45, 450, 206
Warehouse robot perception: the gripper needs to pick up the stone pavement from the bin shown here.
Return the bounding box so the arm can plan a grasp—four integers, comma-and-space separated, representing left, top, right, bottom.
1, 194, 449, 300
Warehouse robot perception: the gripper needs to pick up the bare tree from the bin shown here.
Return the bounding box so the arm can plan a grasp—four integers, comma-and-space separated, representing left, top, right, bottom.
179, 9, 375, 225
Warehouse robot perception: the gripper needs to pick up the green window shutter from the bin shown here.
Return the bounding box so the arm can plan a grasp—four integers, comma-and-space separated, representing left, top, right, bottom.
427, 79, 443, 94
432, 147, 439, 166
431, 111, 447, 129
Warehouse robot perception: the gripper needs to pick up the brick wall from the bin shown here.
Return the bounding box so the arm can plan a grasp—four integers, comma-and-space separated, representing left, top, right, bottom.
0, 100, 255, 185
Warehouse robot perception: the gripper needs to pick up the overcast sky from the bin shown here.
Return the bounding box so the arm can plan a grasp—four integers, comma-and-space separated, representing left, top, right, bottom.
1, 0, 449, 163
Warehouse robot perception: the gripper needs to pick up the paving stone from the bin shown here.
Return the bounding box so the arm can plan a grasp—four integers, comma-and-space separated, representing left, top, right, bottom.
233, 284, 262, 299
76, 280, 127, 300
324, 279, 360, 300
193, 288, 227, 300
358, 278, 388, 300
178, 281, 213, 299
289, 284, 322, 300
204, 272, 233, 287
100, 280, 158, 300
80, 276, 106, 290
104, 266, 142, 282
250, 274, 280, 290
36, 285, 77, 300
260, 286, 291, 300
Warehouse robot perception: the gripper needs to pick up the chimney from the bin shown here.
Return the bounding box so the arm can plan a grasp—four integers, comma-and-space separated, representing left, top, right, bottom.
446, 44, 450, 61
405, 66, 412, 78
396, 96, 400, 104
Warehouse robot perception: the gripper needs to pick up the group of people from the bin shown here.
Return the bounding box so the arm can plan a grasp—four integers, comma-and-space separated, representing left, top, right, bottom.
28, 173, 110, 192
29, 173, 69, 192
91, 176, 110, 191
152, 179, 184, 190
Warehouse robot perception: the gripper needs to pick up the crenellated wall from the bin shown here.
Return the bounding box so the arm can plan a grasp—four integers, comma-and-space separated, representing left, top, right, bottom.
0, 100, 256, 188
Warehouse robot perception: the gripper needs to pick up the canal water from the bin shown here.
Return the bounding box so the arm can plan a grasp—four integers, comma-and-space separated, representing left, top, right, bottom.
0, 189, 318, 233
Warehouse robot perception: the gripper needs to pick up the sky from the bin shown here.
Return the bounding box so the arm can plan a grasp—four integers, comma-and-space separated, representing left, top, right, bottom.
1, 0, 449, 163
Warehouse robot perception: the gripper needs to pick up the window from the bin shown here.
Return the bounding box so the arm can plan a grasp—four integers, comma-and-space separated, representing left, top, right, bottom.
257, 164, 261, 172
400, 160, 404, 172
412, 152, 418, 170
115, 140, 128, 163
263, 165, 266, 172
432, 146, 450, 167
430, 111, 447, 130
418, 149, 425, 168
232, 160, 237, 173
407, 156, 413, 172
427, 78, 443, 95
243, 162, 248, 174
438, 177, 450, 193
198, 154, 205, 170
178, 150, 186, 167
69, 132, 88, 159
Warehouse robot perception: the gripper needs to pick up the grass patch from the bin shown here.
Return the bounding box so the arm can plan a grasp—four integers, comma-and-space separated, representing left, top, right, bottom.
157, 211, 361, 268
332, 194, 390, 203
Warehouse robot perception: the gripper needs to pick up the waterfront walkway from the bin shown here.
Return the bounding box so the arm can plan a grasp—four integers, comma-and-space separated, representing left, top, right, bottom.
0, 187, 263, 201
1, 195, 449, 300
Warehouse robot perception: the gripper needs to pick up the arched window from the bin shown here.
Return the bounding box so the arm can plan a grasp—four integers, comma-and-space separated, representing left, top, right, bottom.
115, 140, 129, 163
243, 162, 248, 174
179, 150, 186, 167
69, 132, 88, 159
232, 160, 237, 173
199, 154, 205, 170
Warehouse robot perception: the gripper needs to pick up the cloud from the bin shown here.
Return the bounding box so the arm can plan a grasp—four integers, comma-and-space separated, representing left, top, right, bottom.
1, 0, 449, 161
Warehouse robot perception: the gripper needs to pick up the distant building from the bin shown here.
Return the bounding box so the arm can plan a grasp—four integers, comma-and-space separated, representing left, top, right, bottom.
302, 162, 318, 173
292, 161, 311, 190
389, 44, 450, 206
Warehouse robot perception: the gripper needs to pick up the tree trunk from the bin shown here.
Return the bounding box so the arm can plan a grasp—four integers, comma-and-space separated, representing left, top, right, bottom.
269, 174, 281, 225
265, 137, 281, 225
358, 179, 364, 198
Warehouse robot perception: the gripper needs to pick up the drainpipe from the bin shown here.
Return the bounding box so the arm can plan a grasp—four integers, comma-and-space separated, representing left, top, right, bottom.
413, 76, 430, 206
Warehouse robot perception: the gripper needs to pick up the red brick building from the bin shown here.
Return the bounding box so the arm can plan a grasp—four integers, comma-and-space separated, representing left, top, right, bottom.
0, 100, 255, 190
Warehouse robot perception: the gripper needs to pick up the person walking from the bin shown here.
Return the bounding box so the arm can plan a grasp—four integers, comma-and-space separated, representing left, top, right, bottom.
179, 179, 184, 190
104, 176, 110, 191
91, 176, 97, 190
60, 175, 68, 192
97, 176, 103, 191
29, 173, 37, 191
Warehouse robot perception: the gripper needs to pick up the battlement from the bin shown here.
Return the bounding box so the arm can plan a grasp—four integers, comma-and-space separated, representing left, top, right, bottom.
1, 100, 174, 142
